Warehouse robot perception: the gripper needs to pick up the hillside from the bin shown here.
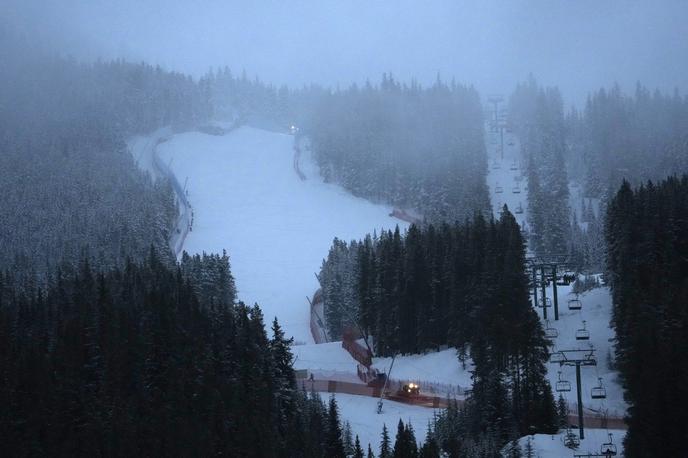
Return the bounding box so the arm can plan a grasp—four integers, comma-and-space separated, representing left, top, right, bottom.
156, 126, 407, 344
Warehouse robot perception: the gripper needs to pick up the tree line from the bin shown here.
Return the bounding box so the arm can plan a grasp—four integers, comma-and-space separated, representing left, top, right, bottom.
508, 77, 571, 258
0, 32, 214, 286
508, 76, 688, 272
320, 208, 558, 451
0, 249, 371, 457
307, 74, 491, 223
605, 175, 688, 457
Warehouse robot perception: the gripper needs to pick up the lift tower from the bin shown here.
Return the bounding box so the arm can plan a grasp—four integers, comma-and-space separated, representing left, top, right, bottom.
551, 348, 597, 440
527, 254, 574, 321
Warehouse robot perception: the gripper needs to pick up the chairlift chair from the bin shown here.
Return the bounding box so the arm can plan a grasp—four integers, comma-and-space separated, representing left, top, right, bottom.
515, 203, 524, 214
544, 320, 558, 339
600, 433, 617, 456
591, 377, 607, 399
556, 371, 572, 392
563, 429, 580, 449
492, 160, 501, 170
510, 161, 518, 171
575, 320, 590, 340
568, 296, 582, 310
512, 185, 521, 194
495, 185, 504, 194
535, 297, 549, 308
585, 344, 597, 364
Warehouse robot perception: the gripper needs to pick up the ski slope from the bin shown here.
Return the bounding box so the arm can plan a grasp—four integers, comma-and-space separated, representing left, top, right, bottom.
156, 126, 407, 343
540, 281, 627, 417
514, 429, 626, 458
331, 393, 438, 453
372, 348, 472, 397
292, 341, 362, 382
486, 127, 527, 228
486, 122, 627, 428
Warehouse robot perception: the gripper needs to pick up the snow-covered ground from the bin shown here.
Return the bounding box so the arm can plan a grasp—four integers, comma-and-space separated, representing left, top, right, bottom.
486, 127, 527, 228
373, 348, 472, 396
514, 429, 626, 458
539, 282, 627, 418
331, 393, 439, 453
293, 341, 471, 396
156, 126, 407, 344
127, 126, 172, 177
292, 341, 362, 382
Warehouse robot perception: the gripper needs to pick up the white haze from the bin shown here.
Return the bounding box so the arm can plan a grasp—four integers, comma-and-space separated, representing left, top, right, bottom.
4, 0, 688, 104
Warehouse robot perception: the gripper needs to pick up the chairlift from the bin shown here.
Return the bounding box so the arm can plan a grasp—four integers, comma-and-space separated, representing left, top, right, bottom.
536, 297, 550, 309
557, 271, 575, 286
492, 160, 501, 170
568, 296, 582, 310
556, 371, 572, 392
591, 377, 607, 400
585, 344, 597, 364
515, 203, 524, 214
563, 429, 580, 449
509, 161, 518, 171
495, 185, 504, 194
600, 433, 617, 456
512, 185, 521, 194
545, 320, 558, 339
550, 351, 565, 364
575, 320, 590, 340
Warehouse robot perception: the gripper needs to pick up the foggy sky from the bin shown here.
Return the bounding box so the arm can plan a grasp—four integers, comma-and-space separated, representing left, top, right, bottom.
5, 0, 688, 105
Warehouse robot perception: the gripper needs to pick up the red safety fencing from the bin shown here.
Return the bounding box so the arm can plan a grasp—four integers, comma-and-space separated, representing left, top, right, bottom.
566, 413, 626, 430
297, 377, 625, 427
342, 336, 372, 368
309, 288, 328, 344
297, 379, 451, 409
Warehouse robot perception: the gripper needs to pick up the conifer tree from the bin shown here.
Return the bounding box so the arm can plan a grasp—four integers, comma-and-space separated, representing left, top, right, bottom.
419, 424, 440, 458
354, 435, 365, 458
380, 423, 392, 458
326, 396, 346, 458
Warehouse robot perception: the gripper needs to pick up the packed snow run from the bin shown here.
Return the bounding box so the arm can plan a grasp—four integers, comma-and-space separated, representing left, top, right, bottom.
156, 126, 408, 344
330, 393, 438, 453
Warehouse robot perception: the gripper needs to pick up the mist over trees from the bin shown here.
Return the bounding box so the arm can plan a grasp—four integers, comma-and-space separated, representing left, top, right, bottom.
570, 85, 688, 197
2, 6, 688, 455
308, 75, 490, 223
508, 77, 570, 257
0, 34, 214, 286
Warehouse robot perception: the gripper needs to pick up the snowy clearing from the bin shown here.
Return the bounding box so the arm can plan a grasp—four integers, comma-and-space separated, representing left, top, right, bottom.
514, 429, 626, 458
156, 126, 407, 343
486, 127, 527, 228
372, 348, 473, 396
541, 282, 627, 418
328, 393, 439, 453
